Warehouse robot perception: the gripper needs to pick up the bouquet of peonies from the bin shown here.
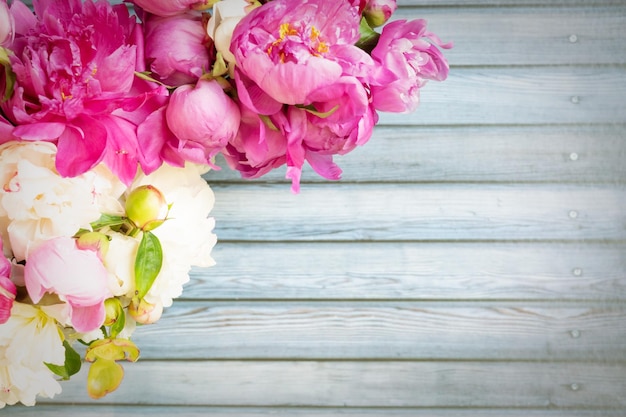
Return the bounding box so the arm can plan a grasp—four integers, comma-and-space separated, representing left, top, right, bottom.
0, 0, 451, 407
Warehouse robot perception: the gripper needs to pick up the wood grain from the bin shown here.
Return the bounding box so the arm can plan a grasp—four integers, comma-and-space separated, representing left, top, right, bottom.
6, 1, 625, 416
5, 406, 626, 417
208, 125, 626, 184
393, 6, 626, 66
129, 301, 626, 361
377, 67, 626, 126
188, 242, 626, 300
39, 361, 626, 408
210, 184, 626, 241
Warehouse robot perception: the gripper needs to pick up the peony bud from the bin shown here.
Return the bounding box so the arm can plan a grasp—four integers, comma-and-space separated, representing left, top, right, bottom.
103, 297, 123, 327
128, 297, 163, 325
131, 0, 217, 17
76, 232, 110, 259
125, 185, 169, 231
87, 358, 124, 399
165, 78, 241, 164
363, 0, 397, 27
144, 11, 209, 87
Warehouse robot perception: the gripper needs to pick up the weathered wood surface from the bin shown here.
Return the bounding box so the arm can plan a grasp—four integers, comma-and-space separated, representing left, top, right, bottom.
210, 126, 626, 183
5, 1, 625, 416
189, 242, 626, 300
8, 407, 626, 417
211, 184, 626, 241
394, 6, 626, 66
128, 301, 626, 361
378, 67, 626, 125
39, 361, 626, 407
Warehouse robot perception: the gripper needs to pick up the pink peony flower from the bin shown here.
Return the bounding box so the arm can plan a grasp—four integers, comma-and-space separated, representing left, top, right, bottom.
222, 102, 288, 179
165, 78, 240, 164
230, 0, 362, 108
225, 76, 378, 193
370, 19, 452, 113
0, 240, 16, 324
24, 237, 111, 333
144, 11, 210, 87
1, 0, 160, 185
131, 0, 214, 17
281, 77, 378, 192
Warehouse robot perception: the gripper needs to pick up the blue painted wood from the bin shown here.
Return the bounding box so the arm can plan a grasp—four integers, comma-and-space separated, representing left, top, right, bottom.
4, 1, 625, 415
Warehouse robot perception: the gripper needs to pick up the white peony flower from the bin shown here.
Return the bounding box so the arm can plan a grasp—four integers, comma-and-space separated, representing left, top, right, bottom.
206, 0, 249, 64
0, 142, 125, 261
0, 303, 65, 408
104, 232, 139, 297
128, 163, 217, 307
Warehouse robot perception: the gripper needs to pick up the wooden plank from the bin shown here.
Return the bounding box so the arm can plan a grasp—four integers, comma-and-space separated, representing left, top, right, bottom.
393, 6, 626, 66
130, 301, 626, 361
190, 242, 626, 300
377, 67, 626, 126
40, 361, 626, 408
210, 184, 626, 241
208, 125, 626, 183
5, 405, 626, 417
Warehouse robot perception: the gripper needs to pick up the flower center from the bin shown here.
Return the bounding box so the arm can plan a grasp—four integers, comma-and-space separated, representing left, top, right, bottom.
266, 23, 329, 63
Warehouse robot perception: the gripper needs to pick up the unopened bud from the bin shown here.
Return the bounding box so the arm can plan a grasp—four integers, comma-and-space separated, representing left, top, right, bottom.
76, 232, 110, 259
125, 185, 168, 231
363, 0, 397, 27
103, 298, 122, 327
87, 358, 124, 400
128, 297, 163, 325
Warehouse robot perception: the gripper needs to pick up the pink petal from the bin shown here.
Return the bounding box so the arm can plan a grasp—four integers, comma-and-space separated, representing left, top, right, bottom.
305, 151, 342, 181
55, 117, 107, 178
12, 122, 67, 141
69, 302, 106, 333
101, 116, 139, 186
137, 106, 170, 174
234, 69, 283, 116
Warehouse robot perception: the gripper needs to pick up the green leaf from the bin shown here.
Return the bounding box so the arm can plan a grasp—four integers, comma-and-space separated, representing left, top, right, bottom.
134, 71, 174, 89
355, 17, 381, 54
134, 231, 163, 299
45, 340, 82, 380
90, 214, 127, 230
0, 47, 16, 102
298, 103, 340, 119
259, 114, 279, 131
211, 52, 229, 77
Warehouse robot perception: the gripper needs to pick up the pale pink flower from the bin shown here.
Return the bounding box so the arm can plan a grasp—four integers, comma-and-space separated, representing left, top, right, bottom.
24, 237, 111, 333
144, 11, 210, 87
370, 19, 452, 113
